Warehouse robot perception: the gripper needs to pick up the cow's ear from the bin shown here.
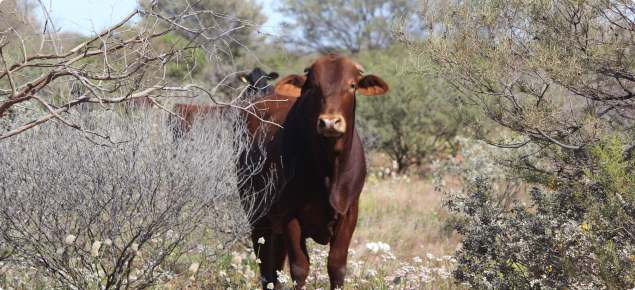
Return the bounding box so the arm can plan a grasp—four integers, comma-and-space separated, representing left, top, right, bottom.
268, 72, 279, 80
239, 74, 249, 84
357, 75, 389, 96
274, 75, 307, 97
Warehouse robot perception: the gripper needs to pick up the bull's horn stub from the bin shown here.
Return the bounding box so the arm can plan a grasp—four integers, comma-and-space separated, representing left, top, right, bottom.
353, 61, 364, 74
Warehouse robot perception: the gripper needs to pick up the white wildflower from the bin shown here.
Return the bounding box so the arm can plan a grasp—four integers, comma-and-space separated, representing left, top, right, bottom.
392, 160, 399, 170
189, 276, 195, 281
277, 270, 290, 283
131, 243, 138, 255
226, 278, 231, 283
443, 256, 452, 260
413, 257, 422, 263
233, 253, 242, 264
426, 253, 435, 259
219, 270, 226, 277
65, 235, 76, 245
378, 241, 391, 253
91, 241, 102, 257
250, 252, 257, 260
365, 242, 379, 253
104, 239, 112, 246
267, 283, 274, 289
258, 237, 265, 244
255, 259, 261, 264
189, 263, 199, 273
217, 244, 223, 250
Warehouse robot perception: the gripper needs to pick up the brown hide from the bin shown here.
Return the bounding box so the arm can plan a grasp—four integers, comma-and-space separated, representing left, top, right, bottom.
240, 54, 388, 290
171, 104, 228, 135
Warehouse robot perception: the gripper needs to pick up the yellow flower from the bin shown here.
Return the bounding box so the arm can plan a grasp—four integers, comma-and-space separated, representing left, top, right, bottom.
582, 225, 588, 231
548, 266, 552, 272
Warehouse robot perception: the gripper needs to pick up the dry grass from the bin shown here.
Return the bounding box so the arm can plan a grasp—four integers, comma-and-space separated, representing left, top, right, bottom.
350, 177, 463, 262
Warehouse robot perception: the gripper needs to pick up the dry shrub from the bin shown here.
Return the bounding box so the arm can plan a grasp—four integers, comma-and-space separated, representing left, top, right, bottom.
0, 108, 271, 289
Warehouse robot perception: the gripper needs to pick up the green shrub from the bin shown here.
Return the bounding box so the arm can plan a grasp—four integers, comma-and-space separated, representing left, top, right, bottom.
443, 138, 635, 289
355, 47, 466, 172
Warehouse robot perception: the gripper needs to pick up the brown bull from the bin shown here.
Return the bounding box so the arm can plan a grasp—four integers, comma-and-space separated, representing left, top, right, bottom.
240, 54, 389, 290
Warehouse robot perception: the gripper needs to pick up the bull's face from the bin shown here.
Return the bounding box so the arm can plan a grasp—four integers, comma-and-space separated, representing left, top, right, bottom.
274, 54, 389, 141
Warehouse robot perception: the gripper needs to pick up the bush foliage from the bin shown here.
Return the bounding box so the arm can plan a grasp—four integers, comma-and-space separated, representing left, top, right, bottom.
393, 0, 635, 286
355, 47, 465, 172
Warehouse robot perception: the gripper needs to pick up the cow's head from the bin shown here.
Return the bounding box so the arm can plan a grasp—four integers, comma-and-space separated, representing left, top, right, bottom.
274, 54, 388, 141
239, 68, 279, 97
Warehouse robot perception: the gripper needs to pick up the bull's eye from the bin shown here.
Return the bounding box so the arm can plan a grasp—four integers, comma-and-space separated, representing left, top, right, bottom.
350, 84, 355, 90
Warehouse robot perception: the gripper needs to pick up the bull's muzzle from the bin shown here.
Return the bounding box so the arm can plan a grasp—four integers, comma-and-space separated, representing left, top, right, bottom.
317, 115, 346, 137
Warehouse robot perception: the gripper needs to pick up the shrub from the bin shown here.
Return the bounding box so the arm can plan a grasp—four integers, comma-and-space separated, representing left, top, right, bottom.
393, 0, 635, 286
0, 109, 270, 289
355, 46, 466, 173
433, 136, 526, 209
443, 141, 635, 289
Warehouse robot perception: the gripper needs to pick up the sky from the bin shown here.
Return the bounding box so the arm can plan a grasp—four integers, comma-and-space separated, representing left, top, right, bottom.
37, 0, 290, 35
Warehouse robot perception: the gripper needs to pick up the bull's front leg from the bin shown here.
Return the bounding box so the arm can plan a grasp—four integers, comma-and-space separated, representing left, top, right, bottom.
251, 219, 278, 289
282, 217, 310, 289
327, 199, 359, 290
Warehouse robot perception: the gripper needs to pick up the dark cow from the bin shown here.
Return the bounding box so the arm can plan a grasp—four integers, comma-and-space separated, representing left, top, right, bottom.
239, 54, 389, 290
239, 67, 279, 100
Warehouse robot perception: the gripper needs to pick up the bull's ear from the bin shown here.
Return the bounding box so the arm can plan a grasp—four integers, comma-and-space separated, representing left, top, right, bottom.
268, 72, 279, 80
274, 75, 307, 97
239, 74, 249, 84
357, 75, 389, 96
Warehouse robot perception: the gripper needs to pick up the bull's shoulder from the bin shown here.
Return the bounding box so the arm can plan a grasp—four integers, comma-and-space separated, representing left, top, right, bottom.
245, 92, 297, 140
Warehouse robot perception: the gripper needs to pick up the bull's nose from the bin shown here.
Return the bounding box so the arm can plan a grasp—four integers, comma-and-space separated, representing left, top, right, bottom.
317, 115, 346, 137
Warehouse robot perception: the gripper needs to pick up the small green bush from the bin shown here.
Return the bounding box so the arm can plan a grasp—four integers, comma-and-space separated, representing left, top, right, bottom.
444, 138, 635, 289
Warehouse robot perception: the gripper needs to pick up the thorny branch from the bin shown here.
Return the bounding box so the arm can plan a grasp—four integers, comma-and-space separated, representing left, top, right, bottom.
0, 1, 286, 143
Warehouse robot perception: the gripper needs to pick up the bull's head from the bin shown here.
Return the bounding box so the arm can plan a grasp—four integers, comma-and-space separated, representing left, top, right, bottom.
274, 54, 388, 142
